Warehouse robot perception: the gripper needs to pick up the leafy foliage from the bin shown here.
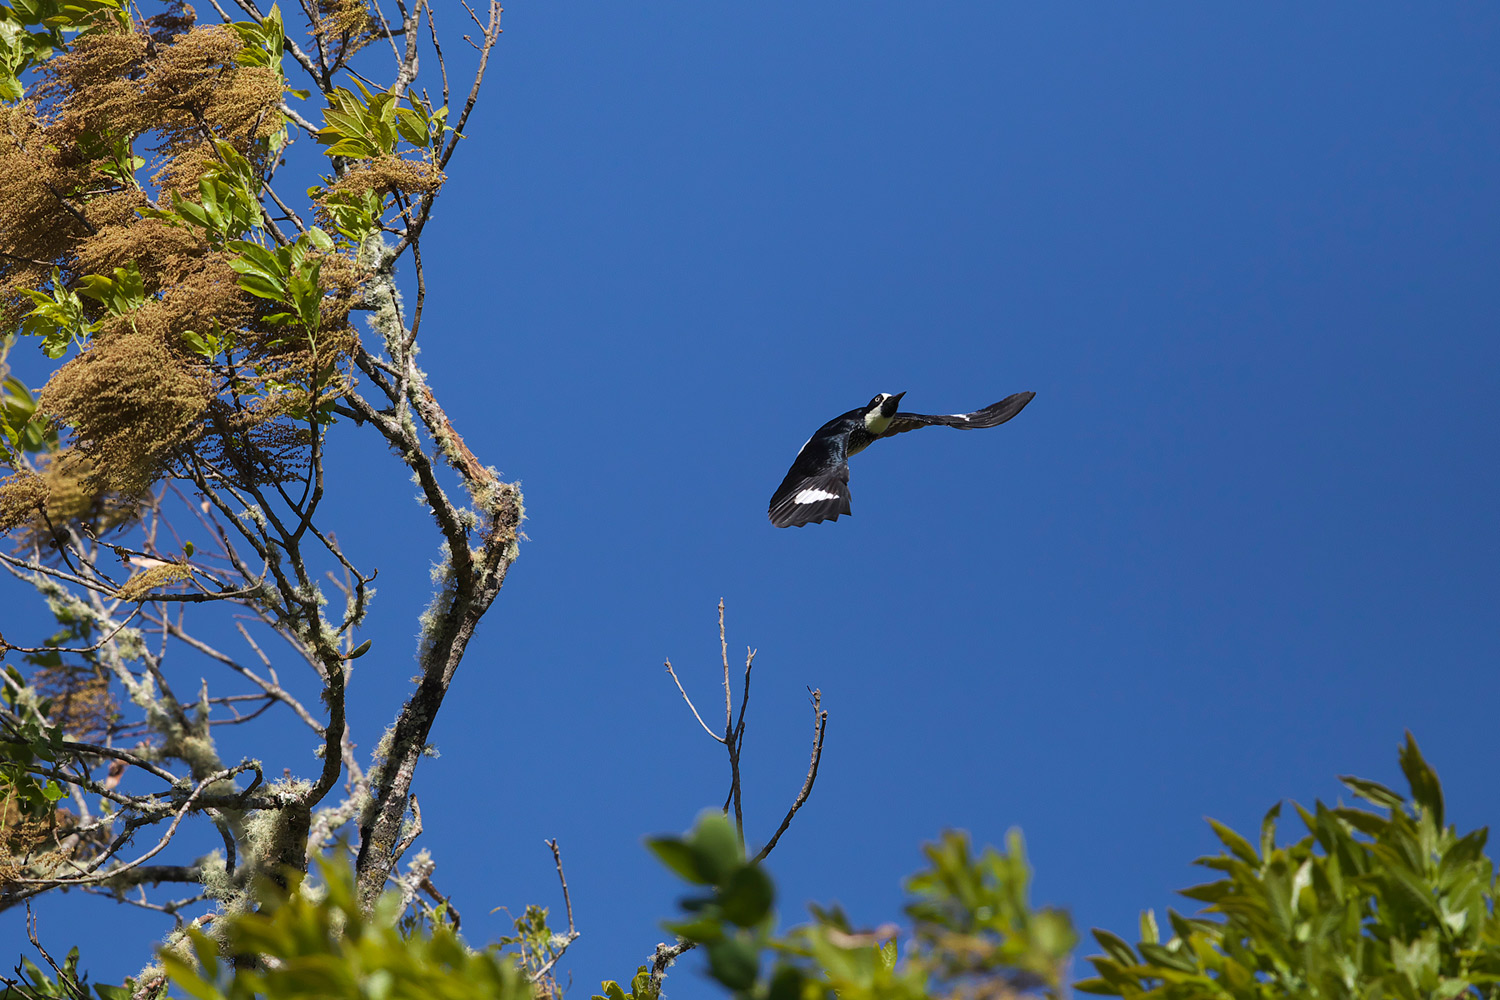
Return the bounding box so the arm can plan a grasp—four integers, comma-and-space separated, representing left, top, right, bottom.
593, 966, 659, 1000
161, 859, 532, 1000
139, 141, 268, 248
19, 269, 97, 359
226, 228, 333, 338
75, 261, 145, 318
0, 944, 129, 1000
0, 0, 125, 100
316, 80, 449, 160
646, 812, 1074, 1000
0, 376, 56, 458
1078, 733, 1500, 999
905, 829, 1078, 993
0, 681, 65, 819
649, 811, 778, 990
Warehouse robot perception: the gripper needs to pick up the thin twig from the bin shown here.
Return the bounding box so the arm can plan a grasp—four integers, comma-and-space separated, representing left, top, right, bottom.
754, 689, 828, 863
25, 903, 88, 1000
163, 619, 325, 733
531, 839, 581, 983
664, 659, 724, 744
719, 599, 732, 735
0, 248, 53, 267
548, 839, 576, 936
0, 606, 142, 655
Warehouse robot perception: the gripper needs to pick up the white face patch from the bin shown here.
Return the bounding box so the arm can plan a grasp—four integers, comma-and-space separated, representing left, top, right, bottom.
794, 487, 840, 504
864, 393, 895, 434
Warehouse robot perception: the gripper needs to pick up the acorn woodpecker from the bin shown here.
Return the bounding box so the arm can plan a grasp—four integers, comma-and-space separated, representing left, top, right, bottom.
767, 390, 1036, 528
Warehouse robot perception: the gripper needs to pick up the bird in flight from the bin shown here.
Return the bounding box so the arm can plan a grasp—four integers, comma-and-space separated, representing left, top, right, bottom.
768, 390, 1036, 528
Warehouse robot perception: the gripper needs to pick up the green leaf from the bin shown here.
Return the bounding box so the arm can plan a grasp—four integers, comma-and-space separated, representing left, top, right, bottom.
1207, 817, 1261, 866
1091, 928, 1137, 967
718, 864, 774, 927
705, 938, 758, 991
158, 952, 221, 1000
235, 273, 287, 301
1340, 774, 1405, 809
1138, 941, 1198, 974
188, 927, 219, 978
687, 811, 743, 885
180, 329, 211, 355
395, 108, 428, 147
766, 965, 804, 1000
1260, 801, 1282, 859
646, 836, 711, 885
1398, 731, 1443, 827
324, 137, 379, 158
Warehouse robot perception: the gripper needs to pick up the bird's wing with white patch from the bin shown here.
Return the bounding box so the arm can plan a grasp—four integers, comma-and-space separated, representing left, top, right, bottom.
882, 390, 1036, 437
768, 469, 852, 528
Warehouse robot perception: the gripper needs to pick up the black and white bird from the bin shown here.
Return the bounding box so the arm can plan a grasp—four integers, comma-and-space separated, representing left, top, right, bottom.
767, 390, 1036, 528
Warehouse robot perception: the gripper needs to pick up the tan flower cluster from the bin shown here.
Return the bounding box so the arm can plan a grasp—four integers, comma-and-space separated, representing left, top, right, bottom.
0, 15, 372, 519
36, 665, 118, 742
311, 0, 376, 50
0, 104, 91, 324
0, 471, 50, 533
115, 560, 192, 601
0, 803, 72, 891
40, 329, 212, 495
44, 26, 281, 154
324, 154, 446, 200
18, 450, 137, 543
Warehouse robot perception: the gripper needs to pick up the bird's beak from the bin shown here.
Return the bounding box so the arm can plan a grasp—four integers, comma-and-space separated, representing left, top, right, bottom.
887, 391, 906, 414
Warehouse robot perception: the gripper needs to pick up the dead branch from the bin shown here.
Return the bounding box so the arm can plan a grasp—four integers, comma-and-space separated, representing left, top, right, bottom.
754, 688, 828, 863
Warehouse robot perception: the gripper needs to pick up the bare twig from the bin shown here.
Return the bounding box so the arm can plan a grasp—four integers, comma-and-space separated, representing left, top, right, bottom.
754, 688, 828, 863
0, 605, 142, 655
719, 599, 732, 734
531, 839, 580, 983
548, 838, 576, 936
664, 659, 724, 744
161, 618, 324, 734
44, 183, 98, 235
25, 903, 88, 1000
0, 248, 53, 267
262, 182, 307, 233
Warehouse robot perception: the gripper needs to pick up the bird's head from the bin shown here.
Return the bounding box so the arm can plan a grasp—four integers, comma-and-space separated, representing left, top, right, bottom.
864, 391, 905, 432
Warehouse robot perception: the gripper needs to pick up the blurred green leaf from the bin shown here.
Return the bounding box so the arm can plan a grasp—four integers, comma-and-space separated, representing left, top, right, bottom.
688, 811, 743, 885
705, 938, 758, 991
719, 864, 774, 927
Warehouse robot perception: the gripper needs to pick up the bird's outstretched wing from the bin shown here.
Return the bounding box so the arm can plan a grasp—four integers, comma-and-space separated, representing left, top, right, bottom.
768, 430, 853, 528
882, 391, 1036, 438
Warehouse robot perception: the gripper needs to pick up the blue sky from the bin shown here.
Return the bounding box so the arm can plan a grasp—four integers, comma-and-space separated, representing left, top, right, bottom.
6, 3, 1500, 995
